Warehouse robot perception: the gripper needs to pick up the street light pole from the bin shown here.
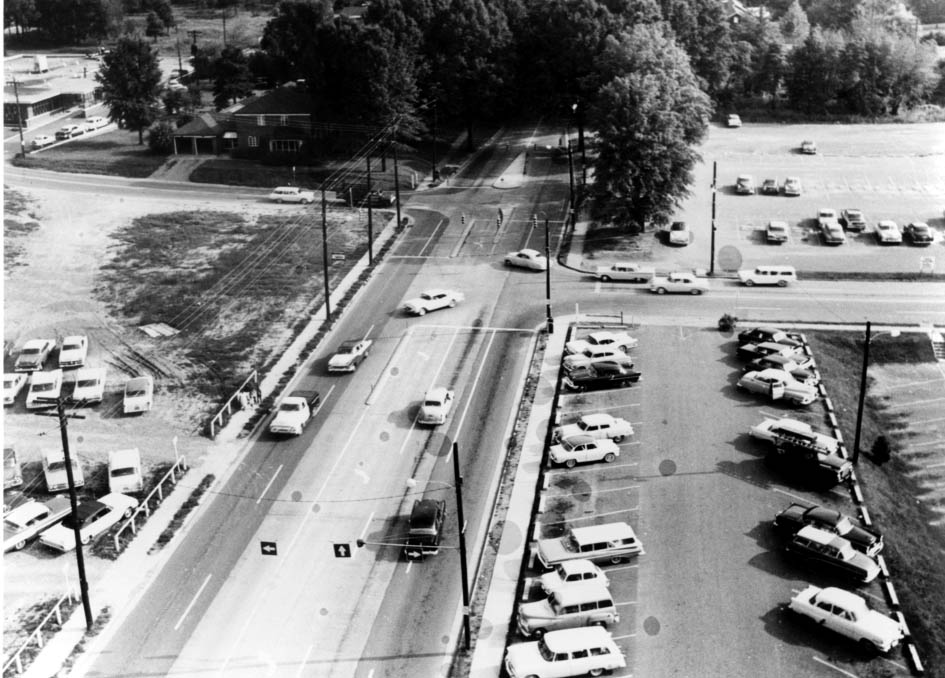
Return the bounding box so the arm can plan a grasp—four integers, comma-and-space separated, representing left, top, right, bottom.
321, 187, 331, 321
366, 154, 374, 264
852, 322, 899, 465
709, 160, 718, 276
544, 217, 553, 334
9, 77, 27, 158
451, 441, 472, 651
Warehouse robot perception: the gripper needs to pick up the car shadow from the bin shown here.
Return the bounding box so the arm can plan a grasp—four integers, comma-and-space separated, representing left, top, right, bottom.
745, 518, 783, 551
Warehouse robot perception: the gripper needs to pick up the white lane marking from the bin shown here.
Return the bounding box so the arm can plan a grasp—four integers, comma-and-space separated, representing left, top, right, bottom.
358, 511, 375, 544
737, 306, 782, 311
174, 573, 212, 631
925, 461, 945, 469
452, 330, 499, 445
772, 487, 812, 504
418, 219, 445, 256
811, 655, 859, 677
256, 465, 284, 505
363, 324, 375, 341
882, 657, 909, 671
293, 644, 315, 678
594, 280, 602, 294
368, 326, 414, 406
890, 396, 945, 408
541, 507, 639, 525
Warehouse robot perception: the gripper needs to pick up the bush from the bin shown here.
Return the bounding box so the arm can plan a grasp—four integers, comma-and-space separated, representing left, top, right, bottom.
147, 121, 176, 154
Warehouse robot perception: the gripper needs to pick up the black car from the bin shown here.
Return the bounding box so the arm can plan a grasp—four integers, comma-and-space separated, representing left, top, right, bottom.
761, 179, 779, 195
785, 525, 881, 584
904, 222, 934, 245
736, 326, 803, 347
404, 499, 445, 560
774, 503, 883, 556
840, 209, 866, 232
562, 365, 641, 392
736, 341, 804, 362
765, 444, 852, 489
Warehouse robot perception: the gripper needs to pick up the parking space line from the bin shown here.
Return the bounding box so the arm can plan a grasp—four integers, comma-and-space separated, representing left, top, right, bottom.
812, 656, 858, 677
890, 396, 945, 408
905, 439, 943, 447
607, 563, 639, 573
612, 633, 637, 640
174, 573, 212, 631
925, 461, 945, 469
772, 487, 811, 504
881, 378, 945, 390
545, 484, 640, 500
540, 507, 639, 525
910, 416, 945, 425
882, 657, 909, 672
615, 601, 638, 608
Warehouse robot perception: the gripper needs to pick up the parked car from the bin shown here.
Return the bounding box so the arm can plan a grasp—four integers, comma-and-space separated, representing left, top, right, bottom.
55, 124, 84, 140
554, 413, 634, 443
539, 559, 610, 596
649, 272, 709, 295
4, 447, 23, 489
840, 209, 866, 232
328, 338, 373, 372
562, 346, 628, 372
417, 387, 454, 425
549, 434, 619, 468
3, 373, 28, 406
26, 369, 64, 409
402, 289, 464, 316
358, 190, 394, 207
268, 186, 315, 204
737, 368, 819, 406
84, 116, 108, 131
787, 585, 903, 653
766, 221, 790, 244
736, 265, 797, 287
736, 341, 804, 361
737, 326, 803, 348
800, 140, 817, 154
504, 627, 626, 678
593, 263, 654, 283
72, 367, 106, 405
38, 492, 138, 552
562, 365, 641, 392
58, 335, 88, 368
774, 503, 883, 556
123, 375, 154, 414
3, 497, 72, 552
667, 221, 691, 245
726, 114, 742, 128
782, 177, 802, 196
108, 448, 143, 493
735, 175, 755, 195
749, 417, 839, 454
517, 581, 618, 637
14, 338, 55, 372
403, 498, 445, 560
747, 355, 818, 385
43, 448, 85, 492
565, 331, 637, 356
31, 134, 55, 149
505, 249, 548, 271
786, 525, 881, 583
537, 522, 644, 568
874, 220, 902, 245
761, 178, 779, 195
904, 221, 934, 245
821, 220, 846, 245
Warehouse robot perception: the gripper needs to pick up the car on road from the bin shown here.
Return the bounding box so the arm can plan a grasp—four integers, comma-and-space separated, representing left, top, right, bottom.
737, 326, 803, 348
55, 124, 84, 140
39, 492, 138, 552
562, 346, 628, 372
874, 220, 902, 245
761, 178, 779, 195
402, 289, 464, 316
549, 434, 619, 468
782, 176, 802, 196
3, 373, 28, 406
14, 338, 55, 372
123, 375, 154, 414
537, 522, 644, 568
737, 368, 819, 406
735, 174, 755, 195
72, 367, 107, 405
26, 369, 63, 409
417, 387, 454, 425
736, 265, 796, 287
539, 559, 610, 596
84, 116, 108, 131
3, 497, 73, 552
31, 134, 55, 149
58, 335, 88, 368
667, 221, 691, 246
328, 338, 373, 372
562, 364, 641, 392
268, 186, 315, 204
726, 114, 742, 128
504, 248, 548, 271
766, 221, 789, 243
357, 190, 394, 207
736, 340, 804, 361
403, 498, 445, 560
785, 525, 881, 583
904, 221, 934, 245
565, 331, 637, 355
800, 139, 817, 154
593, 263, 654, 283
747, 355, 818, 385
269, 390, 321, 435
505, 627, 626, 678
787, 585, 903, 653
840, 209, 866, 232
774, 503, 883, 556
649, 272, 709, 295
554, 413, 634, 443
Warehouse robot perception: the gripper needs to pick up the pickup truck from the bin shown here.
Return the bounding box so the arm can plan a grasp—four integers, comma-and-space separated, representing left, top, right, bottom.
269, 390, 322, 436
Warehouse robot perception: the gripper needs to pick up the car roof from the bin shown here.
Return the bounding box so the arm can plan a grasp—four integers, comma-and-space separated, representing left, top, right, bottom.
542, 626, 615, 651
424, 386, 450, 401
770, 418, 814, 434
816, 587, 867, 612
579, 413, 614, 426
796, 525, 843, 546
555, 559, 600, 576
108, 448, 140, 466
561, 434, 596, 446
548, 581, 611, 604
338, 339, 360, 348
62, 335, 85, 343
410, 499, 443, 526
23, 339, 51, 348
571, 522, 636, 543
519, 248, 542, 256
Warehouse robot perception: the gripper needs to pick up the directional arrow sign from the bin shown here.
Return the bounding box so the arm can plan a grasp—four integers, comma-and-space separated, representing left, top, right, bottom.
261, 541, 277, 556
333, 543, 351, 558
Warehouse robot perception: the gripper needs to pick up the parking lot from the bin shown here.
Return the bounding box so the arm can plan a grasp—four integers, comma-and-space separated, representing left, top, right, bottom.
508, 324, 913, 678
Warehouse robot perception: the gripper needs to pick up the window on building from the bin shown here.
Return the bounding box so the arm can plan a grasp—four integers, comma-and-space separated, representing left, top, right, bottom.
248, 136, 258, 148
269, 139, 301, 152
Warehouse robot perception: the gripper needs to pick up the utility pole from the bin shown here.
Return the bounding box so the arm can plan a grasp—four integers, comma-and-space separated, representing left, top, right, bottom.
393, 141, 402, 229
852, 321, 872, 465
567, 141, 575, 218
176, 34, 184, 74
8, 77, 27, 158
321, 188, 331, 321
544, 216, 553, 334
451, 442, 472, 651
221, 11, 227, 46
431, 99, 440, 182
709, 161, 718, 276
366, 154, 374, 264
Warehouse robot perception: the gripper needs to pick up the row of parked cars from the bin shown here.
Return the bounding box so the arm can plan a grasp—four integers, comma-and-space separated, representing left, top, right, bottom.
31, 116, 109, 149
816, 208, 935, 246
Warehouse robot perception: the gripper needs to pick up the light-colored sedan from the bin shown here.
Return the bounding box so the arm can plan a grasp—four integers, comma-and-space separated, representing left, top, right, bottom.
788, 585, 903, 653
417, 387, 454, 425
549, 434, 619, 468
26, 370, 64, 409
565, 331, 638, 355
3, 497, 72, 552
402, 289, 464, 316
123, 375, 154, 414
72, 367, 107, 405
3, 373, 28, 406
268, 186, 315, 204
31, 134, 55, 149
737, 368, 818, 406
726, 114, 742, 128
649, 272, 709, 295
504, 248, 548, 271
874, 220, 902, 245
539, 559, 610, 595
668, 221, 691, 245
84, 116, 108, 131
735, 175, 755, 195
39, 493, 138, 552
782, 177, 802, 196
555, 413, 634, 443
58, 335, 88, 368
55, 124, 84, 140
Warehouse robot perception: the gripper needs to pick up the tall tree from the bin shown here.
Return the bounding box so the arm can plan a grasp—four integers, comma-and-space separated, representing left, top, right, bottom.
778, 0, 810, 45
154, 0, 174, 30
96, 36, 163, 145
145, 11, 164, 40
212, 45, 253, 109
34, 0, 121, 42
784, 28, 845, 113
590, 24, 712, 232
260, 0, 334, 82
658, 0, 735, 97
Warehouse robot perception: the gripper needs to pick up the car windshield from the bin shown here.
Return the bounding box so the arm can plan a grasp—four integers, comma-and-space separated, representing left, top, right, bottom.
671, 223, 686, 231
423, 399, 443, 408
337, 344, 356, 354
111, 467, 136, 477
280, 403, 302, 412
4, 379, 14, 388
837, 543, 857, 560
127, 388, 145, 396
77, 379, 98, 388
834, 517, 852, 532
33, 382, 55, 392
63, 343, 81, 351
21, 348, 41, 355
420, 293, 434, 300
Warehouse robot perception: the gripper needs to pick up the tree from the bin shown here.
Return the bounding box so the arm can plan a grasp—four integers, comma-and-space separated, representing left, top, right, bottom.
96, 36, 163, 145
658, 0, 735, 98
778, 0, 810, 45
145, 11, 164, 40
804, 0, 859, 29
212, 44, 253, 109
192, 45, 220, 82
589, 24, 712, 232
260, 0, 334, 82
784, 28, 844, 113
34, 0, 120, 42
162, 88, 187, 115
154, 0, 175, 30
148, 120, 176, 154
4, 0, 40, 34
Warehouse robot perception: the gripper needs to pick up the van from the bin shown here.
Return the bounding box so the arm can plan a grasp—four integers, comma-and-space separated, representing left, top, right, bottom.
517, 581, 618, 637
505, 626, 626, 678
737, 265, 797, 287
108, 448, 143, 493
43, 448, 85, 492
537, 522, 644, 569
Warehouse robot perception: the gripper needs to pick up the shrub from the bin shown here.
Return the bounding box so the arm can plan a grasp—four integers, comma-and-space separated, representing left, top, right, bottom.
147, 121, 176, 154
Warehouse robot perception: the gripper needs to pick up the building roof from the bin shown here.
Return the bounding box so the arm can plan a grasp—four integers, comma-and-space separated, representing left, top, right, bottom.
233, 85, 313, 116
174, 112, 230, 137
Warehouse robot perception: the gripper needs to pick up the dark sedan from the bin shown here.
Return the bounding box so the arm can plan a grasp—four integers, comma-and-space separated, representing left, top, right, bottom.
904, 221, 934, 245
736, 341, 804, 362
736, 326, 803, 348
774, 503, 883, 557
785, 526, 881, 584
562, 364, 641, 392
761, 179, 779, 195
840, 209, 866, 232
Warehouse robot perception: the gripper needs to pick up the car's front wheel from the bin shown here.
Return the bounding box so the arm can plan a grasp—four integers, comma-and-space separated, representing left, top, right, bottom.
565, 459, 577, 469
608, 555, 624, 565
80, 534, 91, 545
417, 308, 426, 316
778, 280, 788, 287
656, 287, 667, 295
744, 280, 755, 287
600, 275, 611, 282
123, 507, 135, 518
589, 669, 605, 677
276, 199, 284, 204
603, 453, 616, 463
448, 299, 456, 307
13, 539, 26, 551
612, 435, 624, 443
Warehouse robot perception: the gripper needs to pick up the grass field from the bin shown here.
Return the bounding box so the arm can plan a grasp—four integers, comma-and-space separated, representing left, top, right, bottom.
14, 129, 169, 177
